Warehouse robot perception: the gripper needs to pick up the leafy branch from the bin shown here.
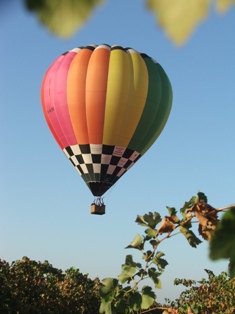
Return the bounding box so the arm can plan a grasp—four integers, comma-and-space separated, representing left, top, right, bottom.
99, 192, 234, 314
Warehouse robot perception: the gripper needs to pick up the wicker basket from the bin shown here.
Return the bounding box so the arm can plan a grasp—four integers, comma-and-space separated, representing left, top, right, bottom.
90, 204, 105, 215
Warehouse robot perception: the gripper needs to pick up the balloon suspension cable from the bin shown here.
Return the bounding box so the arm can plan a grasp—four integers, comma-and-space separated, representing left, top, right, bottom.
93, 197, 105, 206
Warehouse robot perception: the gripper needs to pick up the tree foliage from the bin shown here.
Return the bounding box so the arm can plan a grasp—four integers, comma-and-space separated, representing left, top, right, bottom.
0, 257, 100, 314
169, 270, 235, 313
23, 0, 235, 44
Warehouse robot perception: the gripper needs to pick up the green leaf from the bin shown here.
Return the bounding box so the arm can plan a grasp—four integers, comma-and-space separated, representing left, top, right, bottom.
180, 197, 197, 221
143, 212, 161, 228
148, 267, 162, 289
126, 234, 143, 250
100, 278, 118, 300
152, 251, 168, 271
155, 251, 165, 259
115, 297, 127, 313
135, 268, 148, 279
136, 212, 161, 229
145, 228, 158, 239
99, 299, 113, 314
146, 0, 210, 45
25, 0, 104, 38
204, 269, 215, 280
142, 250, 153, 262
209, 207, 235, 277
129, 291, 142, 311
216, 0, 235, 12
125, 255, 141, 268
118, 260, 136, 284
149, 239, 158, 248
166, 206, 177, 216
180, 226, 202, 248
141, 286, 156, 310
135, 215, 149, 227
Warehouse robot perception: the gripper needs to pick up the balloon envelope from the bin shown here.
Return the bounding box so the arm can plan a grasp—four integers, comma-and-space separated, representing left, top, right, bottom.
41, 44, 173, 196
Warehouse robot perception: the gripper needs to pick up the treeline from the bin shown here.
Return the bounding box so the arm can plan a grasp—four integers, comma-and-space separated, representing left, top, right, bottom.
1, 257, 234, 313
0, 257, 100, 314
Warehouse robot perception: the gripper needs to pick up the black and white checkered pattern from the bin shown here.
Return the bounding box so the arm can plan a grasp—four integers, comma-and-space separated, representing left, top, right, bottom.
63, 144, 141, 195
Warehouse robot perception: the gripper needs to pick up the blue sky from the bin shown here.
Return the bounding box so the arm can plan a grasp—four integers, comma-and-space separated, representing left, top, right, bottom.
1, 0, 235, 302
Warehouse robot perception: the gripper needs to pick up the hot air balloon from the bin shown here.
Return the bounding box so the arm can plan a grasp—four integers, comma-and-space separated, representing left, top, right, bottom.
41, 44, 172, 214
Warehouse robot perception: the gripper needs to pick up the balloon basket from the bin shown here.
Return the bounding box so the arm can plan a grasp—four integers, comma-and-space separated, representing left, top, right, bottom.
90, 198, 105, 215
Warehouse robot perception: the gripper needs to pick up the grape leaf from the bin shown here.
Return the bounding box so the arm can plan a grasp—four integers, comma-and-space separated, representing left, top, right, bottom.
129, 292, 142, 311
166, 206, 177, 217
148, 267, 162, 288
146, 0, 210, 45
118, 265, 136, 284
136, 212, 161, 229
144, 212, 161, 228
180, 226, 202, 248
100, 277, 118, 299
125, 254, 141, 268
99, 277, 118, 313
158, 216, 176, 234
141, 286, 156, 309
152, 251, 168, 271
135, 215, 149, 227
209, 207, 235, 277
195, 211, 218, 241
126, 234, 143, 250
115, 298, 127, 313
217, 0, 235, 12
99, 300, 112, 314
25, 0, 104, 37
25, 0, 235, 43
145, 228, 158, 239
180, 196, 197, 221
118, 258, 137, 284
